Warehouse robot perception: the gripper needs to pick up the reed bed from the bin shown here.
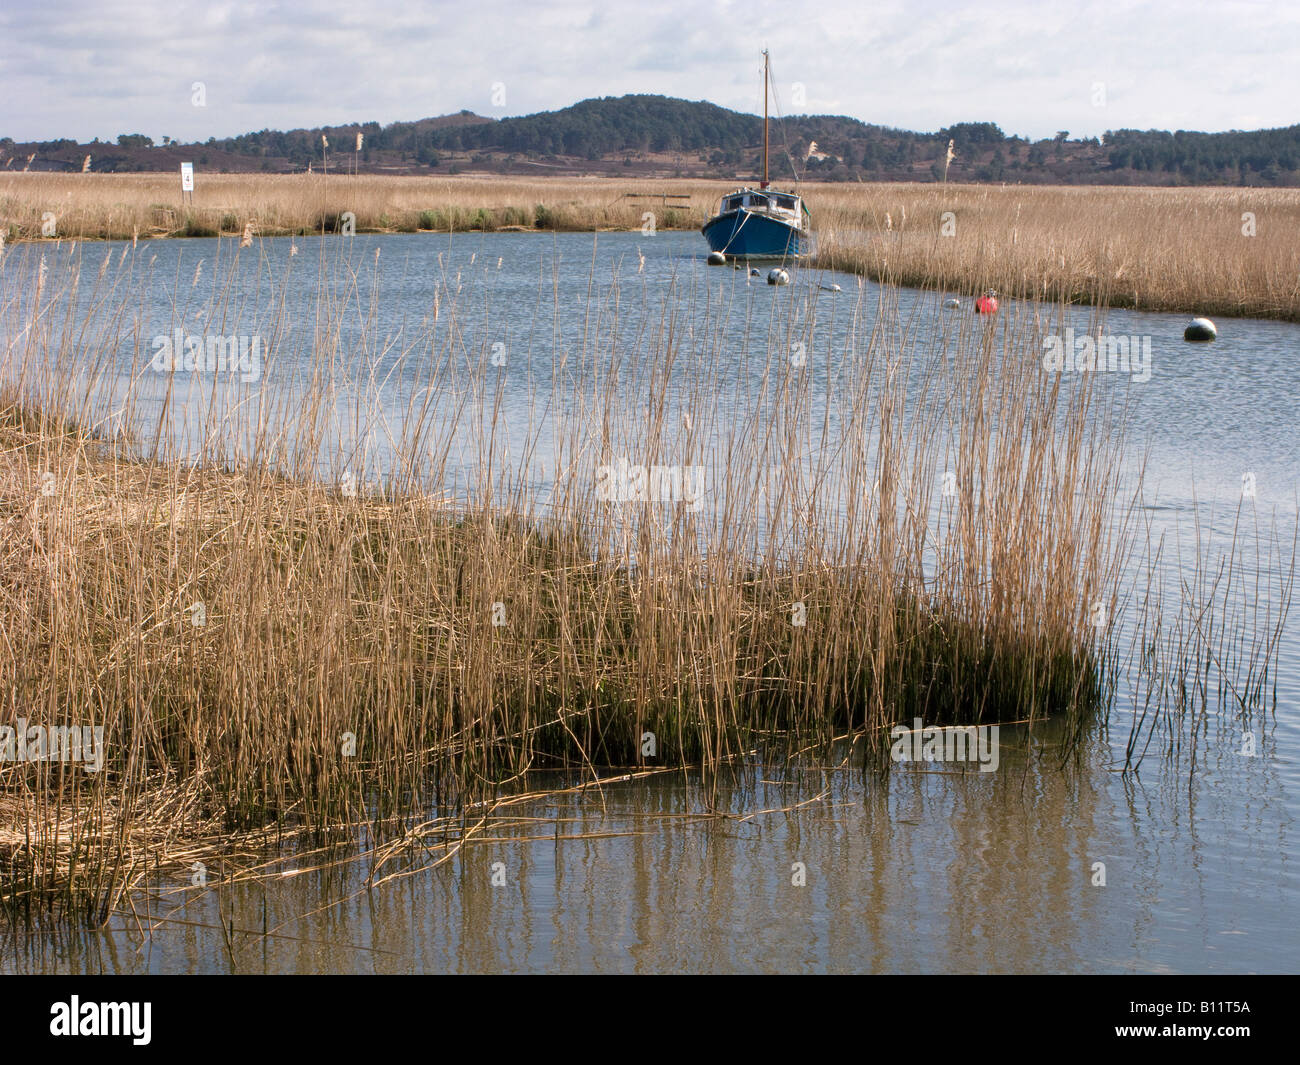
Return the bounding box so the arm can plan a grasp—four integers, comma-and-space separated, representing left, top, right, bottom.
4, 174, 1299, 320
0, 172, 719, 241
0, 234, 1287, 923
813, 183, 1300, 322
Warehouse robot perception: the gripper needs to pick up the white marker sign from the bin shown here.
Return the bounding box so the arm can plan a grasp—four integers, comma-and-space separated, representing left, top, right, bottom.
180, 162, 194, 192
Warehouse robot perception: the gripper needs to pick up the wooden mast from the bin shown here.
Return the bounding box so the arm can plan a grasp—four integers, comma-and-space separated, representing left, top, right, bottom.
762, 49, 769, 189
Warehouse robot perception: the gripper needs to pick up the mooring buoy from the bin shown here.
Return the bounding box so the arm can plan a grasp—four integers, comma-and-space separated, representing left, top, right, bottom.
707, 251, 727, 266
1184, 317, 1217, 341
767, 268, 790, 286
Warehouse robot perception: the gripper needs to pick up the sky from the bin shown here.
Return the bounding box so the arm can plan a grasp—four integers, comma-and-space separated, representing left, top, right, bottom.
2, 0, 1297, 144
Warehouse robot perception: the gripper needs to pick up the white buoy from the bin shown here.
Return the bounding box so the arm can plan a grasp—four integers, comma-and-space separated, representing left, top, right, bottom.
749, 267, 761, 277
767, 268, 790, 286
1184, 317, 1217, 341
944, 297, 961, 309
821, 283, 842, 293
707, 251, 727, 266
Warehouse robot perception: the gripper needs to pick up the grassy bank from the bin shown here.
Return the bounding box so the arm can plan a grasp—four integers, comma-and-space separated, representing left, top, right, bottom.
0, 237, 1286, 922
3, 174, 1300, 321
813, 183, 1300, 322
0, 172, 719, 240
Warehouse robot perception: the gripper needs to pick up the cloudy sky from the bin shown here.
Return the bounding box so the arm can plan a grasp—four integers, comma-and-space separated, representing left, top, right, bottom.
2, 0, 1297, 144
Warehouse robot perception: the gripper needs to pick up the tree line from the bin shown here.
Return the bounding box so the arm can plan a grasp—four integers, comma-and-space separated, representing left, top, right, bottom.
5, 96, 1299, 185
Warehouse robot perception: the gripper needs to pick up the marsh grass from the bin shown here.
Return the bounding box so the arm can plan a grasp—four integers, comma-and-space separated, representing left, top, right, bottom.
0, 173, 725, 242
0, 233, 1288, 922
813, 183, 1300, 321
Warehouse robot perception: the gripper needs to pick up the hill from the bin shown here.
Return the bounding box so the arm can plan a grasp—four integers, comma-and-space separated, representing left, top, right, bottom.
5, 96, 1299, 186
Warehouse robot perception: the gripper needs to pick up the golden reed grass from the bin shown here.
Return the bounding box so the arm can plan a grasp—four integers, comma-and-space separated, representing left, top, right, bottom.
813, 183, 1300, 322
0, 172, 715, 239
2, 173, 1298, 319
0, 234, 1287, 923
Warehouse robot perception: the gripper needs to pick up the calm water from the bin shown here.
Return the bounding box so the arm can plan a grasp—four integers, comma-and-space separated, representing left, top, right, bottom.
1, 231, 1296, 972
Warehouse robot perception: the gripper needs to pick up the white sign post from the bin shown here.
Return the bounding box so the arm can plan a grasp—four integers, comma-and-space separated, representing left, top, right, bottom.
180, 162, 194, 204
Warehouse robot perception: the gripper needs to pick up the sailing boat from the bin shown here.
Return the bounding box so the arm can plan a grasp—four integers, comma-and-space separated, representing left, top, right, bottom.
702, 50, 810, 260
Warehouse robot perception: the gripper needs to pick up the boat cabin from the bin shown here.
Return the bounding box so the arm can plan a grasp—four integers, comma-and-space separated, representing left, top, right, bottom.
718, 189, 802, 219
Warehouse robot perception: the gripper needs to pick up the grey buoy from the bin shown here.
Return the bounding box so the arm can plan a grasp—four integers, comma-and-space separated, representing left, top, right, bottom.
749, 267, 761, 277
944, 297, 961, 309
821, 283, 842, 293
767, 268, 790, 286
1184, 317, 1217, 341
707, 251, 727, 266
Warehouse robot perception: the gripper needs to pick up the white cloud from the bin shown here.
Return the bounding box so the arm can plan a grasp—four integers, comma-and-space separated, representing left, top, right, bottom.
0, 0, 1296, 142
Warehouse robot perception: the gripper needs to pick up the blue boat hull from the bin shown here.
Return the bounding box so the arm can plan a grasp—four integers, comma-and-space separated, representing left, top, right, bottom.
702, 209, 809, 259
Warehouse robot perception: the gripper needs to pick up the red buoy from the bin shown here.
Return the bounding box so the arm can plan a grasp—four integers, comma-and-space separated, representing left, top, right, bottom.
975, 290, 999, 314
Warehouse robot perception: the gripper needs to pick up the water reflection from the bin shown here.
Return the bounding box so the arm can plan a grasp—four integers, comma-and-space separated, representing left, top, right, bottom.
2, 714, 1293, 973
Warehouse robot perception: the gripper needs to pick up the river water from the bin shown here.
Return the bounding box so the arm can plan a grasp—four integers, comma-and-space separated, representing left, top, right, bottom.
1, 230, 1296, 972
